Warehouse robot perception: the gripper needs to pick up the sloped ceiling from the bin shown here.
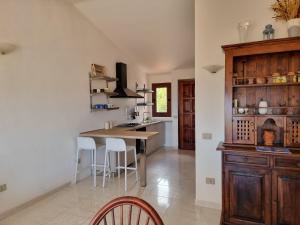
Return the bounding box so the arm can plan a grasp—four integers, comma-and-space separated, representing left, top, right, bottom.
71, 0, 195, 74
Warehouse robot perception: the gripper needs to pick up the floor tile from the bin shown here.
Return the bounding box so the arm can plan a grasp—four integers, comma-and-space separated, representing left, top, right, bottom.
0, 149, 221, 225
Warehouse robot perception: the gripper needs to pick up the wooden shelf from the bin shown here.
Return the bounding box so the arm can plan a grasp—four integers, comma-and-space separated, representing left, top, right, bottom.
135, 85, 154, 109
90, 92, 117, 97
89, 67, 118, 112
136, 89, 154, 93
91, 107, 119, 112
136, 103, 154, 107
89, 74, 117, 82
232, 114, 300, 117
233, 106, 300, 109
233, 82, 300, 88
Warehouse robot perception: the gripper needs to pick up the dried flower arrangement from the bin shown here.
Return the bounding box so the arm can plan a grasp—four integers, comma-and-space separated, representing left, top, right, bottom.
271, 0, 300, 21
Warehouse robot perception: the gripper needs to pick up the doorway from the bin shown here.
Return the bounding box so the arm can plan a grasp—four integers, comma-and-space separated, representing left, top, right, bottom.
178, 79, 195, 150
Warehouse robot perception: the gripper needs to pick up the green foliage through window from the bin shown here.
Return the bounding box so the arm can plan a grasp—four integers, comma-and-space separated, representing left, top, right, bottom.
152, 82, 171, 117
156, 87, 167, 113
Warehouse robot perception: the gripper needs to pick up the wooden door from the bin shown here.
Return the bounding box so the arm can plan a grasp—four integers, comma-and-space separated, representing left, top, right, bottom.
272, 170, 300, 225
232, 116, 256, 145
178, 79, 195, 150
224, 165, 272, 225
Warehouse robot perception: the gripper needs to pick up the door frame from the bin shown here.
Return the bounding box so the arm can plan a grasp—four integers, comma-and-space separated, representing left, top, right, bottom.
178, 79, 195, 150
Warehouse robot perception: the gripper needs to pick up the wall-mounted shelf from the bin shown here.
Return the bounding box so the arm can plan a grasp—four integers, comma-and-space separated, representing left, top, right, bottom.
90, 64, 117, 82
90, 92, 117, 97
136, 88, 154, 93
89, 74, 117, 82
135, 83, 154, 109
136, 103, 154, 107
89, 64, 119, 112
91, 107, 120, 112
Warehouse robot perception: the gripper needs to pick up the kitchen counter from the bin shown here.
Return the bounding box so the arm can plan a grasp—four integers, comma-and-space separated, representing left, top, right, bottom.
79, 121, 165, 187
80, 129, 157, 140
80, 121, 164, 139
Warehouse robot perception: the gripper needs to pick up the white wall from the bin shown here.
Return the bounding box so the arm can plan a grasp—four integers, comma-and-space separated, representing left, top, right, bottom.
147, 68, 195, 147
195, 0, 287, 209
0, 0, 146, 215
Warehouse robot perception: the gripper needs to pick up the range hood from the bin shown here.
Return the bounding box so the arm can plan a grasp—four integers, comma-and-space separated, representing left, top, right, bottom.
110, 62, 143, 98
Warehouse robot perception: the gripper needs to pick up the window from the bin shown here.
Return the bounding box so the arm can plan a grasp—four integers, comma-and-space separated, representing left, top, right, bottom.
152, 83, 171, 117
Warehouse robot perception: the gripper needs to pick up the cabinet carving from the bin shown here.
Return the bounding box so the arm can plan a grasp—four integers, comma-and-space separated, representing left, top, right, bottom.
233, 117, 255, 144
286, 117, 300, 147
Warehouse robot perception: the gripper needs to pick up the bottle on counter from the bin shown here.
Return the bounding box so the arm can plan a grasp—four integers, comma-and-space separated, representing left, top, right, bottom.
105, 121, 110, 129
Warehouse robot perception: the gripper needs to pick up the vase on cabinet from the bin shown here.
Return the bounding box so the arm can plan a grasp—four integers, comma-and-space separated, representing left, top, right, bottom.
237, 21, 251, 43
287, 18, 300, 37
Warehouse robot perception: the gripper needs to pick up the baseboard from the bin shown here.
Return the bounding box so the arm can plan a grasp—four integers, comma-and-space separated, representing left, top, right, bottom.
195, 199, 222, 210
0, 182, 71, 221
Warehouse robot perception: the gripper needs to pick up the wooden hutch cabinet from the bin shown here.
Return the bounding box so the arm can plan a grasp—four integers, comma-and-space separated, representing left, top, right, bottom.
218, 37, 300, 225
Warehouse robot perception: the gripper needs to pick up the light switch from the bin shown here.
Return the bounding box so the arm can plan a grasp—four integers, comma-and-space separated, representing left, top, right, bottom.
202, 133, 212, 140
206, 177, 215, 185
0, 184, 7, 192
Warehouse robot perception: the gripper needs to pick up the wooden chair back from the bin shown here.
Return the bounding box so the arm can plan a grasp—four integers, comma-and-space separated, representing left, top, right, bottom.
89, 196, 164, 225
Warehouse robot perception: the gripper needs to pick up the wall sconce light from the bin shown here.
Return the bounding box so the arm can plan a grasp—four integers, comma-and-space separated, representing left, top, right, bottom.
202, 65, 224, 74
0, 42, 17, 55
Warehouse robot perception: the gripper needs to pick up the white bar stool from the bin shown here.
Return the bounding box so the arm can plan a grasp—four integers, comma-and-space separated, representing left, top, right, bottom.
102, 138, 138, 191
74, 137, 108, 187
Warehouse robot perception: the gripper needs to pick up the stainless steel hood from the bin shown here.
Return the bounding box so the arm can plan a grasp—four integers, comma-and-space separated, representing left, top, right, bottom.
110, 62, 143, 98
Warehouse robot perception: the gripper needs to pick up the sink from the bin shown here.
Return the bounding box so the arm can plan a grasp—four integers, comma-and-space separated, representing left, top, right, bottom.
142, 120, 160, 124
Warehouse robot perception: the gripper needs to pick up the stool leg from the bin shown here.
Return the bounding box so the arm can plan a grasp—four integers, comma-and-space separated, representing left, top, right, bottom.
91, 150, 94, 177
125, 151, 127, 191
74, 148, 80, 184
102, 149, 108, 188
107, 151, 111, 179
93, 149, 97, 187
117, 152, 120, 178
134, 149, 138, 182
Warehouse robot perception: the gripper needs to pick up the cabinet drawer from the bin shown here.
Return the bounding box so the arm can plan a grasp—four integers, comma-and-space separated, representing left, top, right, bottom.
224, 153, 269, 167
274, 157, 300, 170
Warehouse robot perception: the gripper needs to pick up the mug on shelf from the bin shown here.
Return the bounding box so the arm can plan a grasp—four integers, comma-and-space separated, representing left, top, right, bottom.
238, 108, 245, 114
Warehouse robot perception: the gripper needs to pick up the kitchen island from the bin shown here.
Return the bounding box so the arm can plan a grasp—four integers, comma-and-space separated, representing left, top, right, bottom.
80, 121, 163, 187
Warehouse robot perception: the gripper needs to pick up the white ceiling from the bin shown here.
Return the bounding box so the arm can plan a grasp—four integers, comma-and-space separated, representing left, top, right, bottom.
71, 0, 195, 74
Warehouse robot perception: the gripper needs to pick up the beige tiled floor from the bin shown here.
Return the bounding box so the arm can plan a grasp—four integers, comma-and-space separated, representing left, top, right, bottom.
0, 149, 221, 225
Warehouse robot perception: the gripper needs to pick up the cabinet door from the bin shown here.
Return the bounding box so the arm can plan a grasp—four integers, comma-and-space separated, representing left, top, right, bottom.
233, 117, 255, 145
224, 165, 272, 225
286, 117, 300, 147
272, 170, 300, 225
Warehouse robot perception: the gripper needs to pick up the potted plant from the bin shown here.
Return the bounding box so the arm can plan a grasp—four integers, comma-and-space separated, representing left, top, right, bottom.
271, 0, 300, 37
